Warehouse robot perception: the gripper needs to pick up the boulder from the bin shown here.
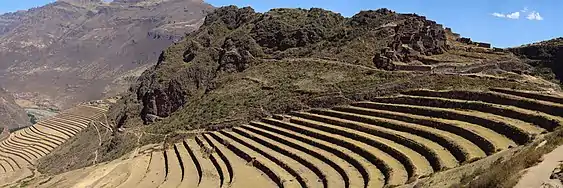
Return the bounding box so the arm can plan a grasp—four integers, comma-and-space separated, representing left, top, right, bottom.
0, 126, 9, 141
458, 37, 472, 44
493, 47, 505, 52
373, 53, 396, 70
145, 114, 164, 123
476, 42, 492, 48
551, 162, 563, 183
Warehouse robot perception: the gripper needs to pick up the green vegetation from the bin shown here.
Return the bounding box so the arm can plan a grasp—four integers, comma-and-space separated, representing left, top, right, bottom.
28, 113, 38, 124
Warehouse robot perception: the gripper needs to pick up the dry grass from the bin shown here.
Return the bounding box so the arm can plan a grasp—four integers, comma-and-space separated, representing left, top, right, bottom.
36, 123, 136, 175
454, 127, 563, 188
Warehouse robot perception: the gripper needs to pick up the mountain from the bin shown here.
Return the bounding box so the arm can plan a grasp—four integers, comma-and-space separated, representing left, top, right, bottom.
0, 0, 214, 109
99, 3, 557, 149
0, 88, 31, 133
0, 2, 559, 186
509, 37, 563, 85
6, 5, 559, 183
109, 7, 448, 127
109, 6, 542, 129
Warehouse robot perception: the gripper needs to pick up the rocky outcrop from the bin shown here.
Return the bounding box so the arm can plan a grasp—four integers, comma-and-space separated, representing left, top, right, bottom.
457, 37, 492, 48
0, 126, 9, 141
392, 15, 448, 56
110, 6, 464, 126
551, 162, 563, 181
373, 14, 449, 70
509, 38, 563, 84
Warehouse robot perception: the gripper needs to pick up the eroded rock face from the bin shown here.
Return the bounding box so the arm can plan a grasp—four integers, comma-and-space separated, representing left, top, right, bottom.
252, 8, 345, 51
139, 80, 187, 123
349, 8, 398, 27
550, 161, 563, 186
0, 126, 9, 141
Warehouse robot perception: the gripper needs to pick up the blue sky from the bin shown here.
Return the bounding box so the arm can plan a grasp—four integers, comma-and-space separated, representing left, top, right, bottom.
1, 0, 561, 47
0, 0, 54, 13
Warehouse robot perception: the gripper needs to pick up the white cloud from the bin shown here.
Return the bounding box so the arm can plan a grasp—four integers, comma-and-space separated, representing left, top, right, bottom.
527, 11, 544, 20
491, 7, 544, 21
506, 12, 520, 19
492, 12, 506, 18
492, 12, 520, 19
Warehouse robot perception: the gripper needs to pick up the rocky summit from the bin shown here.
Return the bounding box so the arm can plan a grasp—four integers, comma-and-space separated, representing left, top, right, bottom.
110, 7, 453, 126
0, 0, 213, 109
109, 6, 544, 129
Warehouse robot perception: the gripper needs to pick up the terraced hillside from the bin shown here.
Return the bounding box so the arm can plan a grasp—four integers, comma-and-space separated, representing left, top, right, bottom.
0, 105, 107, 177
19, 87, 563, 188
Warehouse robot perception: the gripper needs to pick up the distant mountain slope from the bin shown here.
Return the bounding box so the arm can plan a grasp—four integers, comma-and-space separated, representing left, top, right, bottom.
0, 0, 214, 109
0, 88, 30, 132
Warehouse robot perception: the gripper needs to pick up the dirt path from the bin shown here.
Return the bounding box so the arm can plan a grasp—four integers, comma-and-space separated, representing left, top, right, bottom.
515, 145, 563, 188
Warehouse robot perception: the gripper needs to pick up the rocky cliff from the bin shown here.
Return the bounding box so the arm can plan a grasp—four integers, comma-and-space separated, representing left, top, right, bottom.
0, 0, 214, 109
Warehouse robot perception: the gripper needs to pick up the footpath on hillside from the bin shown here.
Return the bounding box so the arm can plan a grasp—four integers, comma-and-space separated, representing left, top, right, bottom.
515, 144, 563, 188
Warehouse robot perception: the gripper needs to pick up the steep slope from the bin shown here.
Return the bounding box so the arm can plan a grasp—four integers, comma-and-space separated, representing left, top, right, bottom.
0, 0, 214, 109
0, 88, 30, 133
509, 37, 563, 85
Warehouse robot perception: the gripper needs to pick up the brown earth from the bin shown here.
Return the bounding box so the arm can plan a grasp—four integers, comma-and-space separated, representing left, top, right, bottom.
109, 6, 542, 129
